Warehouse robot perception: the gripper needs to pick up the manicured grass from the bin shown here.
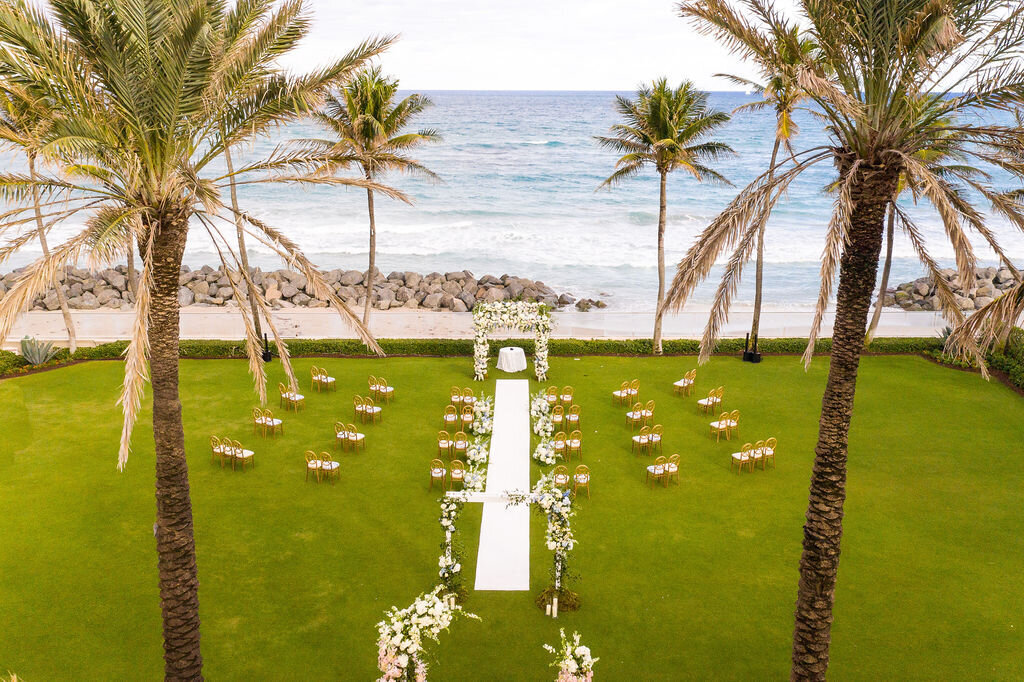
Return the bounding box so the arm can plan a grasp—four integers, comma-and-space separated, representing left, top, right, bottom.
1, 354, 1022, 679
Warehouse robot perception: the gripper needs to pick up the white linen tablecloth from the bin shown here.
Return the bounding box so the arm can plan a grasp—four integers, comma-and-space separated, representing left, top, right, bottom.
496, 346, 527, 373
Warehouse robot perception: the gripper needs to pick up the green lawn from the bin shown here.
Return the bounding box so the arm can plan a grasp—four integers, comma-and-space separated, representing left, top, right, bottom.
1, 354, 1022, 679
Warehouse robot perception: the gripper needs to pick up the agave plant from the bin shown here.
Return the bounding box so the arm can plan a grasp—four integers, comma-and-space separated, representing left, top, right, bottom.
19, 335, 59, 364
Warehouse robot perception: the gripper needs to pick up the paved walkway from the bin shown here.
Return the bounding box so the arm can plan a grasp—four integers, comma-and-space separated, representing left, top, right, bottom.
473, 379, 531, 591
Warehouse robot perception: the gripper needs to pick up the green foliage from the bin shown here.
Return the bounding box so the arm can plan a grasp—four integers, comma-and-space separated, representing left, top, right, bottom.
20, 336, 61, 365
988, 327, 1024, 390
0, 348, 27, 374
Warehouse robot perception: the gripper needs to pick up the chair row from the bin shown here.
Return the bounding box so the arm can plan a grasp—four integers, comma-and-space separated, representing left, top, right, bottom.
631, 425, 664, 455
429, 458, 467, 490
646, 454, 680, 487
305, 451, 341, 483
442, 405, 475, 431
709, 410, 740, 442
626, 400, 655, 430
278, 382, 305, 411
552, 464, 591, 498
550, 404, 581, 429
612, 379, 640, 405
673, 369, 697, 396
698, 386, 725, 413
730, 439, 778, 473
354, 395, 383, 424
437, 430, 469, 459
368, 375, 395, 403
544, 385, 575, 407
449, 386, 477, 406
252, 408, 283, 437
552, 431, 584, 461
334, 422, 366, 451
311, 366, 336, 392
209, 436, 255, 471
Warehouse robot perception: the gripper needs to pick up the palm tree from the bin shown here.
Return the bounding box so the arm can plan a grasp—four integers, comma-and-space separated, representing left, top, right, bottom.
596, 79, 733, 354
716, 29, 817, 353
674, 1, 1024, 678
297, 66, 440, 326
0, 87, 77, 352
0, 1, 393, 677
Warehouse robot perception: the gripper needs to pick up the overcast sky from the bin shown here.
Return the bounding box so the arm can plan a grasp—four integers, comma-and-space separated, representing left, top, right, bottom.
280, 0, 785, 91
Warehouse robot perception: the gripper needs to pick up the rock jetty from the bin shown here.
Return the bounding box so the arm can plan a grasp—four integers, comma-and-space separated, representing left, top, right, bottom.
0, 265, 606, 312
887, 266, 1016, 311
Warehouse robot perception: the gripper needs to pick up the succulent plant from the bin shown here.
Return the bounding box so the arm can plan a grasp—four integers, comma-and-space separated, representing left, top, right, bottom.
20, 336, 60, 365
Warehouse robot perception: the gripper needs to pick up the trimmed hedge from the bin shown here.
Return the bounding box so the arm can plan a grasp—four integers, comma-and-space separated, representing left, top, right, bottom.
0, 335, 952, 379
988, 327, 1024, 390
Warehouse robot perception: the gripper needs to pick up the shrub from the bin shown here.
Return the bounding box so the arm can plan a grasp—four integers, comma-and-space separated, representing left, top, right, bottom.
20, 336, 63, 365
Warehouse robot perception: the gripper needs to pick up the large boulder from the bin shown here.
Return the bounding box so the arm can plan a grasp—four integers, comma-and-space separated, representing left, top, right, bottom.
191, 280, 210, 296
404, 272, 422, 289
974, 296, 994, 309
451, 297, 469, 312
69, 292, 100, 310
457, 292, 476, 310
913, 281, 930, 297
280, 283, 299, 299
506, 280, 525, 299
340, 270, 363, 286
395, 286, 415, 303
96, 289, 120, 306
423, 292, 444, 309
441, 280, 462, 296
484, 287, 506, 303
101, 269, 126, 290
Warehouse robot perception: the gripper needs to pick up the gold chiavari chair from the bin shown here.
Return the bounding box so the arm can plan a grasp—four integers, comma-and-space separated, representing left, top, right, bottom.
551, 405, 565, 430
278, 382, 305, 411
728, 409, 740, 440
566, 404, 581, 429
354, 395, 367, 422
632, 425, 652, 456
460, 405, 473, 430
437, 430, 453, 458
762, 437, 777, 470
612, 380, 631, 405
545, 386, 558, 406
368, 375, 379, 400
698, 386, 722, 414
650, 424, 663, 454
253, 407, 266, 436
230, 439, 254, 471
560, 386, 575, 407
210, 436, 229, 467
567, 430, 583, 461
731, 443, 754, 474
305, 450, 322, 482
552, 431, 567, 460
553, 465, 570, 491
261, 408, 283, 437
710, 412, 732, 442
573, 464, 591, 499
429, 459, 447, 490
450, 386, 463, 406
626, 402, 644, 431
450, 460, 466, 490
452, 431, 469, 460
319, 451, 340, 484
666, 454, 680, 485
346, 423, 366, 452
364, 396, 383, 424
674, 368, 696, 396
376, 377, 395, 403
442, 405, 459, 430
461, 387, 475, 406
646, 455, 667, 487
642, 400, 655, 426
312, 366, 336, 392
335, 422, 349, 451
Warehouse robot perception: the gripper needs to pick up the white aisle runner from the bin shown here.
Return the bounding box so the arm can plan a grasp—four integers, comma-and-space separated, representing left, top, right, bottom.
474, 379, 531, 591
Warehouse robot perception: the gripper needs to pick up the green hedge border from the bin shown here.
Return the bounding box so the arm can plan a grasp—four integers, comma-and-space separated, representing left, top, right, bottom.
1, 336, 950, 379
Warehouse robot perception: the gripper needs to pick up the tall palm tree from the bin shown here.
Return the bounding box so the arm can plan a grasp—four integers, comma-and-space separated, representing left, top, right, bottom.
296, 66, 440, 326
0, 87, 77, 351
717, 29, 818, 352
674, 1, 1024, 678
0, 1, 393, 678
596, 79, 733, 354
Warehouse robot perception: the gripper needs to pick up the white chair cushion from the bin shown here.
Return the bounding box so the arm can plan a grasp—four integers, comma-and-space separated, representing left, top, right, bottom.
431, 468, 445, 477
574, 474, 590, 483
642, 410, 653, 417
731, 452, 749, 460
567, 415, 579, 421
569, 439, 581, 447
235, 449, 254, 459
367, 406, 381, 414
674, 378, 694, 387
554, 475, 569, 484
450, 470, 464, 480
463, 396, 475, 404
356, 405, 367, 412
554, 441, 566, 449
646, 465, 665, 474
379, 386, 394, 393
626, 412, 640, 419
438, 440, 451, 447
455, 441, 467, 448
632, 435, 649, 444
612, 390, 627, 397
710, 421, 726, 429
444, 414, 457, 421
308, 460, 322, 468
321, 461, 339, 471
650, 434, 661, 442
666, 463, 679, 472
763, 448, 775, 456
336, 432, 349, 439
349, 433, 365, 441
268, 419, 282, 426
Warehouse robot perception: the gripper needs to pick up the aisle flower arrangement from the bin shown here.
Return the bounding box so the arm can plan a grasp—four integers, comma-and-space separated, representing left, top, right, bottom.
544, 629, 599, 681
507, 474, 578, 609
470, 395, 494, 436
471, 301, 552, 381
531, 389, 556, 464
438, 497, 465, 597
376, 586, 477, 681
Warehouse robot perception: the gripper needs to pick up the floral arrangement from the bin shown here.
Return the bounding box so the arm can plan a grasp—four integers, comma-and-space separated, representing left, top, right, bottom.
507, 474, 577, 607
470, 395, 494, 436
531, 389, 557, 465
438, 497, 465, 597
544, 629, 599, 681
376, 586, 476, 681
471, 301, 553, 381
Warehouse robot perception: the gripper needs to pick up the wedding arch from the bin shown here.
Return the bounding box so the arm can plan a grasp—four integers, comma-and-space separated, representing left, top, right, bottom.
472, 301, 552, 381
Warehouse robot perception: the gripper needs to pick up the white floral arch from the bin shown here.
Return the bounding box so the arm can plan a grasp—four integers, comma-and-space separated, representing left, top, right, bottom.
472, 301, 552, 381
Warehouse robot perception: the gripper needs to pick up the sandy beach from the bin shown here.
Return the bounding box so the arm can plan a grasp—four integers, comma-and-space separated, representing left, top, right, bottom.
3, 306, 949, 351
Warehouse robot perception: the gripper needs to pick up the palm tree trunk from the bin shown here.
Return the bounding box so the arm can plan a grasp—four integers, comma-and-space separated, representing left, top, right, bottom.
28, 153, 77, 353
750, 139, 782, 345
362, 182, 377, 327
791, 162, 898, 681
148, 215, 204, 681
865, 204, 895, 344
224, 143, 262, 339
652, 171, 668, 355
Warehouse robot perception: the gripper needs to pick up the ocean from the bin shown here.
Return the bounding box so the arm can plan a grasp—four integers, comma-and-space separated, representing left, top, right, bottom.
6, 91, 1023, 311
